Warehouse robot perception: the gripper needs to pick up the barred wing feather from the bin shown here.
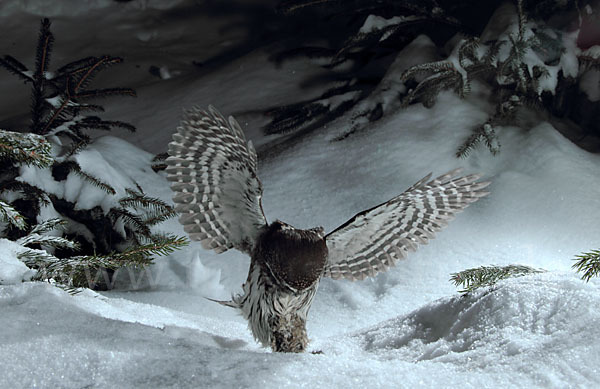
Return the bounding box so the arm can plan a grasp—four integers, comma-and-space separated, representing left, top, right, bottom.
324, 169, 490, 281
166, 106, 267, 255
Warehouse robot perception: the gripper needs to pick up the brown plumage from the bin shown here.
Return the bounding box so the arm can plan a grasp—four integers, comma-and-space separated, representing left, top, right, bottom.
166, 105, 490, 352
256, 221, 328, 292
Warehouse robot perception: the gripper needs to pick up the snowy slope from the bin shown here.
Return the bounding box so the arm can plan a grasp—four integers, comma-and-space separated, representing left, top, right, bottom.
1, 1, 600, 388
2, 273, 599, 388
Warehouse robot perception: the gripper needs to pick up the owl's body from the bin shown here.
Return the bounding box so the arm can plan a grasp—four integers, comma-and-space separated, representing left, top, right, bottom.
166, 106, 490, 353
233, 221, 327, 352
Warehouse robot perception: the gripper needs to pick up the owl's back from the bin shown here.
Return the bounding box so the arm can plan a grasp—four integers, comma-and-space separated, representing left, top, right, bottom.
254, 221, 328, 292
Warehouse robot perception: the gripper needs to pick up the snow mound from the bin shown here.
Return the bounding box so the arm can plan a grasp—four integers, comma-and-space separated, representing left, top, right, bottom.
0, 282, 257, 388
351, 273, 600, 385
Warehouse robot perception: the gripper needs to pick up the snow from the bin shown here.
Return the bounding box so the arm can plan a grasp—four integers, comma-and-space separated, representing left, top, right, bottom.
352, 35, 437, 121
0, 239, 32, 284
358, 14, 420, 35
353, 273, 600, 386
19, 136, 156, 214
1, 1, 600, 388
1, 274, 599, 387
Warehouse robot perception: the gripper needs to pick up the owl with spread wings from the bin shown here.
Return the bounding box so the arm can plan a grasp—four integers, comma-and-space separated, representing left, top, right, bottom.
165, 106, 490, 353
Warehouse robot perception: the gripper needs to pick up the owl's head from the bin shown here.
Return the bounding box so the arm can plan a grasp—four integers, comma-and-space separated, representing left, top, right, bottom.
309, 226, 325, 239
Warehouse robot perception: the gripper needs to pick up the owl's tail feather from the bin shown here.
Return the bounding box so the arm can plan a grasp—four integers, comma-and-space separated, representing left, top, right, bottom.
205, 297, 239, 308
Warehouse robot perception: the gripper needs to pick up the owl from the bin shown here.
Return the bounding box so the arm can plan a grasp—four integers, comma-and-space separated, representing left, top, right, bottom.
165, 106, 490, 353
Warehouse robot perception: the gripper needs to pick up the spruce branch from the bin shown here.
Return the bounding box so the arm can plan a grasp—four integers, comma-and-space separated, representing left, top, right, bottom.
18, 248, 61, 269
0, 200, 27, 230
572, 249, 600, 282
110, 188, 179, 242
107, 234, 188, 261
400, 61, 454, 83
74, 87, 137, 100
0, 55, 34, 83
0, 130, 53, 168
54, 160, 116, 195
29, 218, 66, 235
63, 136, 92, 157
16, 218, 79, 251
401, 38, 488, 107
19, 235, 187, 288
265, 101, 330, 135
34, 18, 54, 79
17, 233, 80, 251
70, 117, 136, 132
450, 264, 545, 293
263, 82, 364, 135
1, 181, 51, 206
109, 207, 152, 240
119, 189, 177, 223
456, 122, 501, 158
334, 15, 428, 61
69, 56, 129, 93
31, 18, 54, 133
403, 68, 463, 106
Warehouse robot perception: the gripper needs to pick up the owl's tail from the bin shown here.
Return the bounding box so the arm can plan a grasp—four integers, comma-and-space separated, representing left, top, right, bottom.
205, 297, 239, 308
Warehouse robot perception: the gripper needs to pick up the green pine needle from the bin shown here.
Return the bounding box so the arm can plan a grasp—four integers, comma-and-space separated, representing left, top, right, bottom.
450, 264, 546, 294
0, 129, 53, 168
0, 200, 27, 230
572, 249, 600, 282
21, 235, 188, 288
17, 233, 80, 251
119, 189, 176, 219
29, 218, 67, 235
71, 165, 116, 195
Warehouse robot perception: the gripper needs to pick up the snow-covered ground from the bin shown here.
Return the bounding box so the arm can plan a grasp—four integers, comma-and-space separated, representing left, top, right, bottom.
1, 1, 600, 388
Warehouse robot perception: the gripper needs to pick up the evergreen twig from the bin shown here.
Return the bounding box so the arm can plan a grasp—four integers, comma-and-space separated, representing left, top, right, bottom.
29, 218, 66, 235
0, 200, 27, 230
31, 18, 54, 133
0, 55, 34, 83
572, 249, 600, 282
119, 189, 177, 226
0, 130, 53, 168
450, 264, 545, 293
22, 235, 188, 288
52, 160, 116, 195
456, 122, 501, 158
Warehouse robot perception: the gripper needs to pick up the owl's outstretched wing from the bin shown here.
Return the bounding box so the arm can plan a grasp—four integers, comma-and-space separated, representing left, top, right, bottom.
165, 106, 267, 255
323, 169, 490, 281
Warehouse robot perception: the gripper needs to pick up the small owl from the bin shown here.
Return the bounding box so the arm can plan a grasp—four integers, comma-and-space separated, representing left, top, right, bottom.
166, 106, 490, 353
